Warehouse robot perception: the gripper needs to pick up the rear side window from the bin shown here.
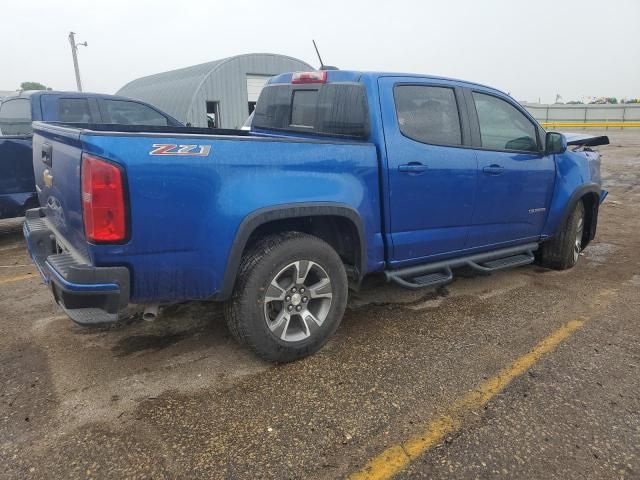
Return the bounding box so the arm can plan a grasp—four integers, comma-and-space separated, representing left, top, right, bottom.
58, 98, 91, 122
394, 85, 462, 146
0, 98, 32, 136
103, 100, 168, 126
472, 92, 538, 152
253, 83, 369, 138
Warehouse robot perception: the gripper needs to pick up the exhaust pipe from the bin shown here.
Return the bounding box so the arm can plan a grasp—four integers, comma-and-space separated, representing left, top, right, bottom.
142, 304, 160, 322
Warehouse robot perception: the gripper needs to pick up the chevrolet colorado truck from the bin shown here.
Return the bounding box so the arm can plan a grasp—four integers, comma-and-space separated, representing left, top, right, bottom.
24, 70, 608, 362
0, 90, 181, 219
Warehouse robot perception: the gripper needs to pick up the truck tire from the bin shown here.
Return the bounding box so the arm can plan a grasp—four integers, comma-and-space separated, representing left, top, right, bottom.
224, 232, 348, 362
538, 201, 585, 270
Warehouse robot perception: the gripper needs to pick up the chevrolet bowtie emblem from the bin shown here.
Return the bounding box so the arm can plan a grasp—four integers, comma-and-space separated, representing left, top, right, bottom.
43, 169, 53, 188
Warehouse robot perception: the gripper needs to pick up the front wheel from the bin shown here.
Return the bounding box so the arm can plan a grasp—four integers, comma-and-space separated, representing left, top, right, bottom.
224, 232, 348, 362
538, 201, 585, 270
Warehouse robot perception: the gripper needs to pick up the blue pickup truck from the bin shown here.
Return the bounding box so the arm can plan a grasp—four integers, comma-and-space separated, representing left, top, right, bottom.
0, 90, 182, 219
24, 70, 608, 362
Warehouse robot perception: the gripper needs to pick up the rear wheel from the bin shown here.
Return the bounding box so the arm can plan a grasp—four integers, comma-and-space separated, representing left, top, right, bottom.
538, 201, 585, 270
224, 232, 348, 362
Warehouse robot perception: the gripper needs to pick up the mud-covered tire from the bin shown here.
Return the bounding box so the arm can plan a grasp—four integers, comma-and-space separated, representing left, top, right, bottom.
538, 201, 585, 270
223, 232, 348, 363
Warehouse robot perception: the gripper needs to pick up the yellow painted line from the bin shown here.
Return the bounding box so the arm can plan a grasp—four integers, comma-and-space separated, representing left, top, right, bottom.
542, 121, 640, 128
0, 273, 36, 285
349, 319, 585, 480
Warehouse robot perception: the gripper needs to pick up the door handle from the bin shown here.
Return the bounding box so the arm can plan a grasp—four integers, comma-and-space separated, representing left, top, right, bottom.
483, 164, 504, 175
41, 143, 52, 167
398, 162, 428, 174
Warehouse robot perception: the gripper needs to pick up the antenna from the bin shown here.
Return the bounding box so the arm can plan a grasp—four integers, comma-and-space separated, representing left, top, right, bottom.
312, 40, 325, 69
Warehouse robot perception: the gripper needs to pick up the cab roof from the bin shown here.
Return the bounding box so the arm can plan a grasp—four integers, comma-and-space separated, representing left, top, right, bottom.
268, 70, 506, 97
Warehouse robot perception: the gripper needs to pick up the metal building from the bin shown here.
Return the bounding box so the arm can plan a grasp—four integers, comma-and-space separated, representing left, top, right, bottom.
116, 53, 314, 129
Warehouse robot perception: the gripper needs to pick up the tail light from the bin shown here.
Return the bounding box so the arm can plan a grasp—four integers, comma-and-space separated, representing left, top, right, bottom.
81, 153, 128, 243
291, 71, 327, 84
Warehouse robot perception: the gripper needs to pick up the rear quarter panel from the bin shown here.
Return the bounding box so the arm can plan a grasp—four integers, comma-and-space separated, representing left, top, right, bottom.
82, 134, 382, 303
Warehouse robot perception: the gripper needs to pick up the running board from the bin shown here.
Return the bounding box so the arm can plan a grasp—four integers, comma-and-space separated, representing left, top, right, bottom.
466, 252, 535, 272
385, 243, 538, 290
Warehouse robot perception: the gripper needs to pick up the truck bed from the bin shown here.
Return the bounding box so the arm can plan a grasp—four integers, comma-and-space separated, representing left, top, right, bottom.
28, 121, 383, 310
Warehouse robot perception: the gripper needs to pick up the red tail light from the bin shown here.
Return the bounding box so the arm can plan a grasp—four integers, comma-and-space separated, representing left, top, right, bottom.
291, 71, 327, 84
81, 153, 127, 243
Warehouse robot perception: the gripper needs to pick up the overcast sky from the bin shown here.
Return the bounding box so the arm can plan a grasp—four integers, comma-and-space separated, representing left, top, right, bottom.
2, 0, 638, 103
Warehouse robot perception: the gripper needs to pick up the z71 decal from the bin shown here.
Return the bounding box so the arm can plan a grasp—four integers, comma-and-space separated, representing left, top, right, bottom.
149, 144, 211, 156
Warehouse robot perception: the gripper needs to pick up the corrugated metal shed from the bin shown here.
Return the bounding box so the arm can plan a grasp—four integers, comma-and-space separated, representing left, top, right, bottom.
117, 53, 314, 128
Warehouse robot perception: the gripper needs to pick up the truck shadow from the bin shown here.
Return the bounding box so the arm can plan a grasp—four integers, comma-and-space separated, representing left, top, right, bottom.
105, 301, 227, 357
112, 330, 190, 357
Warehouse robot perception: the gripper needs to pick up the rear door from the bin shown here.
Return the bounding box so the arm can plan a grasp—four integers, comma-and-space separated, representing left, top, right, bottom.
379, 77, 477, 263
465, 89, 555, 247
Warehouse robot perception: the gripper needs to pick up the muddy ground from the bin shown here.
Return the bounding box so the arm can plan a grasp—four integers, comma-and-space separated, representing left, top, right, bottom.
1, 131, 638, 479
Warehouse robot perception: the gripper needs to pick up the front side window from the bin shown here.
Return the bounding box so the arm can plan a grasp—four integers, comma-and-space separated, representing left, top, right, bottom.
58, 98, 91, 122
103, 100, 168, 126
0, 98, 32, 136
472, 92, 538, 152
394, 85, 462, 146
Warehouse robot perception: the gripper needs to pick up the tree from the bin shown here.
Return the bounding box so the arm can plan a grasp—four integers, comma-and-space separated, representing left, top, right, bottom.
20, 81, 50, 91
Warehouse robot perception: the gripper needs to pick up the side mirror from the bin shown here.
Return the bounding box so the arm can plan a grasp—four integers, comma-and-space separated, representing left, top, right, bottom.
545, 131, 567, 155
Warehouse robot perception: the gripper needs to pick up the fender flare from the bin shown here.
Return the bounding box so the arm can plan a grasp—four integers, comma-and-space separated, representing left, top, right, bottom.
556, 183, 601, 241
216, 203, 367, 300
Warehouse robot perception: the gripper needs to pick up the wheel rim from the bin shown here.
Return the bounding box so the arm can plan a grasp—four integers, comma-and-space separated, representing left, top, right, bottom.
574, 216, 584, 263
263, 260, 333, 343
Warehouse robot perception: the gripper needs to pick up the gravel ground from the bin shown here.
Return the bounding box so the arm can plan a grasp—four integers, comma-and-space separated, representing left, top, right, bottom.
0, 131, 638, 479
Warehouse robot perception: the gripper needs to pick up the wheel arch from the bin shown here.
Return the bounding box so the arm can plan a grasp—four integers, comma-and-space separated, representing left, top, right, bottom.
217, 203, 366, 300
558, 184, 601, 248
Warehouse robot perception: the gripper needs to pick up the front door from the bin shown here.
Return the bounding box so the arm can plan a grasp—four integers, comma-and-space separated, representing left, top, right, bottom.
466, 90, 555, 247
379, 77, 477, 263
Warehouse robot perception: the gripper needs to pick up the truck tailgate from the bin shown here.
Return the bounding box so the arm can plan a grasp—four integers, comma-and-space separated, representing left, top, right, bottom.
31, 123, 90, 259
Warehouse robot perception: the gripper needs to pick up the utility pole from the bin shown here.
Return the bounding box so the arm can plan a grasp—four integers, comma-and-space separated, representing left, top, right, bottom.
68, 32, 87, 92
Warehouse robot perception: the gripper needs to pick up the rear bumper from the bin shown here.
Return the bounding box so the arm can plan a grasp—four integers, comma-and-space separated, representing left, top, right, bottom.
23, 208, 130, 325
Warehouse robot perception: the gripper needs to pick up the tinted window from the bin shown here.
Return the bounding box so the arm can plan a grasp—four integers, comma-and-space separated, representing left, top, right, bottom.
103, 100, 168, 126
317, 84, 368, 137
394, 85, 462, 146
290, 90, 318, 127
0, 98, 32, 136
472, 92, 538, 152
58, 98, 91, 122
253, 83, 368, 138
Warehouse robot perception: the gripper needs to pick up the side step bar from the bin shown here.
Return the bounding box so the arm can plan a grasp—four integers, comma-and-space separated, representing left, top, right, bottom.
385, 243, 538, 290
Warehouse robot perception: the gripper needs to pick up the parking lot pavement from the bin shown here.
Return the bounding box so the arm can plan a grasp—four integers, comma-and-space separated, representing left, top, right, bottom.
1, 132, 639, 480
